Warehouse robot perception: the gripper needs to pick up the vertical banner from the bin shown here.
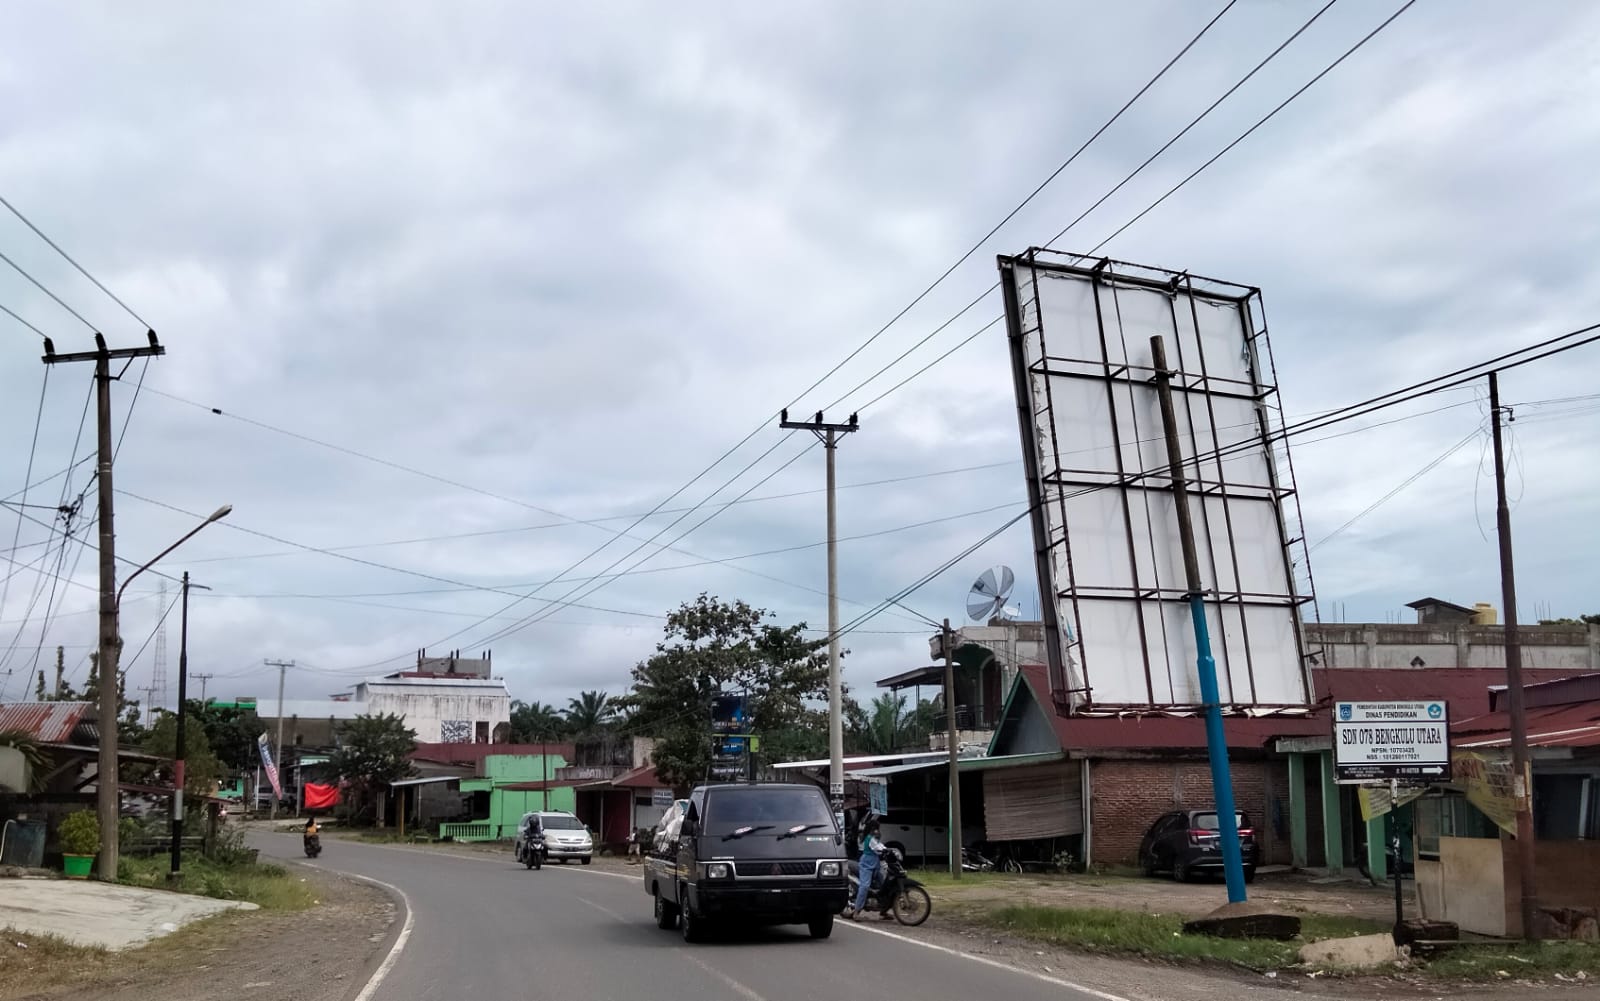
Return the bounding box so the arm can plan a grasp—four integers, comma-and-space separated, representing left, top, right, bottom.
1452, 750, 1525, 835
257, 733, 284, 802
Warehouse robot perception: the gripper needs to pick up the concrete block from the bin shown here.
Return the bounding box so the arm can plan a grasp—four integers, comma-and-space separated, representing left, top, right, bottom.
1298, 933, 1407, 969
1182, 901, 1302, 941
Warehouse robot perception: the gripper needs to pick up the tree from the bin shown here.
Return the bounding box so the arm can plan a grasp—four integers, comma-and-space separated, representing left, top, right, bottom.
142, 712, 222, 797
845, 692, 915, 755
185, 701, 260, 772
331, 713, 417, 823
0, 729, 49, 791
564, 691, 616, 737
509, 700, 566, 742
1539, 613, 1600, 626
619, 593, 829, 793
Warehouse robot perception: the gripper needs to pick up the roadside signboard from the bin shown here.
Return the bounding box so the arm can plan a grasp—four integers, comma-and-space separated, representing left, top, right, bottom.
1332, 700, 1450, 783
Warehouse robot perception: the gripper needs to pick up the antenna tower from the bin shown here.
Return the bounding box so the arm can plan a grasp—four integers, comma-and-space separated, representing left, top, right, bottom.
152, 579, 168, 712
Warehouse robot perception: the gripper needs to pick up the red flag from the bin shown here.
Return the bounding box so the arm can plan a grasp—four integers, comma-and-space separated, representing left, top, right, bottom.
304, 782, 341, 810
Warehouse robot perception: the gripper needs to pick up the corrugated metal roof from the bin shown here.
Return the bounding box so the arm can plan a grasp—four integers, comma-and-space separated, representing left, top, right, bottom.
1454, 701, 1600, 750
0, 701, 92, 742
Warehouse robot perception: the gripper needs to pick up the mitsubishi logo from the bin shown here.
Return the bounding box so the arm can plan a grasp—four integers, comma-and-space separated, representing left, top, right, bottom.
771, 864, 782, 876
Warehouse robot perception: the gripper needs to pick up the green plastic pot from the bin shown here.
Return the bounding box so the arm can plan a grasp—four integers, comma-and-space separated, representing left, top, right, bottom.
62, 854, 94, 879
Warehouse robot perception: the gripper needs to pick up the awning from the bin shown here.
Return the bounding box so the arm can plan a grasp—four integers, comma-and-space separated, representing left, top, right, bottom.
772, 751, 944, 771
851, 751, 1066, 778
876, 666, 945, 690
389, 775, 462, 788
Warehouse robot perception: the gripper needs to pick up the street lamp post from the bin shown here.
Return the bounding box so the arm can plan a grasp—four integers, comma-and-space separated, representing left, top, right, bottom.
107, 504, 231, 880
170, 572, 212, 881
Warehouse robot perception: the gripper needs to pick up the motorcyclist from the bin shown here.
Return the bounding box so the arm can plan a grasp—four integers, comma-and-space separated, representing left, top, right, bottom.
846, 818, 892, 920
303, 816, 320, 851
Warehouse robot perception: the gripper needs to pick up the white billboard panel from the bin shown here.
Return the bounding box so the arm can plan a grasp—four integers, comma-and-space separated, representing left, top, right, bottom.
999, 250, 1315, 712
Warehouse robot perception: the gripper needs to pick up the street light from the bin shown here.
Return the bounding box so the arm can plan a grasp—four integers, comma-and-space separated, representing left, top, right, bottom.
97, 504, 231, 881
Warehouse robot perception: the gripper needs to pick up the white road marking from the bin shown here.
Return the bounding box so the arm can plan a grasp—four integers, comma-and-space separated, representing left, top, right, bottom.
682, 953, 770, 1001
305, 865, 414, 1001
835, 919, 1137, 1001
287, 837, 1133, 1001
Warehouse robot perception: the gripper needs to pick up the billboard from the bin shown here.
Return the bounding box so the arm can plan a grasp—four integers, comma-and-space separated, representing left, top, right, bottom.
1333, 700, 1451, 783
999, 250, 1315, 711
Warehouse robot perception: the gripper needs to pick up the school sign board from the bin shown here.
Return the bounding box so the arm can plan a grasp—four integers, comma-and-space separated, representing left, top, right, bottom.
1333, 700, 1450, 783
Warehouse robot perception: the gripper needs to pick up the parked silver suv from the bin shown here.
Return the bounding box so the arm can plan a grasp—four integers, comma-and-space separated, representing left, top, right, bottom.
529, 811, 592, 864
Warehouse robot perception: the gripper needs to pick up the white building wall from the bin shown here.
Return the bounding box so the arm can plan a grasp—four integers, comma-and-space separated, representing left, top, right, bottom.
356, 679, 512, 744
1305, 623, 1600, 672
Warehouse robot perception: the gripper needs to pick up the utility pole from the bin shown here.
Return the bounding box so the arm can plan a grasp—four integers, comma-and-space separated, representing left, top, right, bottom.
1151, 335, 1247, 904
778, 409, 859, 817
1489, 372, 1540, 939
139, 685, 161, 724
265, 659, 294, 818
941, 619, 963, 880
192, 673, 213, 702
170, 573, 209, 880
43, 331, 165, 881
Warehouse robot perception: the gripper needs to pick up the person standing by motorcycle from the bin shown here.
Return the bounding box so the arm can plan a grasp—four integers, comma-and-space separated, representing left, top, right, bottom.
846, 818, 890, 920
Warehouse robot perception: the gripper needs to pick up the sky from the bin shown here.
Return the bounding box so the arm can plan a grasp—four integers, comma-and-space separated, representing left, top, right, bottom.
0, 1, 1596, 714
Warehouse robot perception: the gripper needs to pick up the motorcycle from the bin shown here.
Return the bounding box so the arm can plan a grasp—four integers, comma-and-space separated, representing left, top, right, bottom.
961, 846, 996, 872
517, 831, 545, 870
845, 847, 931, 926
303, 832, 322, 858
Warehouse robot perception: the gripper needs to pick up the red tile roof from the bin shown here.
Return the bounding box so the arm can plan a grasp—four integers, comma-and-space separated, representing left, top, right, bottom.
1012, 665, 1588, 752
410, 742, 575, 767
0, 701, 92, 743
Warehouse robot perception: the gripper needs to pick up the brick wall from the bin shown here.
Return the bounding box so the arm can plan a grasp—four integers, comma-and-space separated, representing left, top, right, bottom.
1088, 757, 1294, 867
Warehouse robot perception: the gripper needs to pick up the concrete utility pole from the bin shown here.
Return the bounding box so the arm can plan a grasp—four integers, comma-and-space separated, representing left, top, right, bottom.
1489, 371, 1540, 940
941, 619, 963, 880
43, 331, 165, 881
265, 659, 295, 818
778, 409, 859, 815
192, 673, 213, 702
1151, 335, 1247, 904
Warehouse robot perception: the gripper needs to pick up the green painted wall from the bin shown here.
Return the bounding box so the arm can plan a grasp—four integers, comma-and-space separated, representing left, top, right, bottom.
482, 753, 574, 838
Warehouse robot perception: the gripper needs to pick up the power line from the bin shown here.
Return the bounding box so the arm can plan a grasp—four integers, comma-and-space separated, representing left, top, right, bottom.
1086, 0, 1420, 255
0, 301, 51, 340
122, 589, 181, 675
0, 247, 98, 331
1309, 427, 1482, 551
0, 193, 153, 330
0, 370, 49, 640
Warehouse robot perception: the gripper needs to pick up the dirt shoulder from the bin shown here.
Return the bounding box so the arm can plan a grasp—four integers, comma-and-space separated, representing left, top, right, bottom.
2, 864, 398, 1001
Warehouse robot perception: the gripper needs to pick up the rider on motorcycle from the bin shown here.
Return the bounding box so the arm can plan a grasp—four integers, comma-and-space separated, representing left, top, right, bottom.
845, 818, 891, 920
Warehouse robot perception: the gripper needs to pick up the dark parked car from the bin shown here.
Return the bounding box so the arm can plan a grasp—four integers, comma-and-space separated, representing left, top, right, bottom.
1137, 809, 1257, 883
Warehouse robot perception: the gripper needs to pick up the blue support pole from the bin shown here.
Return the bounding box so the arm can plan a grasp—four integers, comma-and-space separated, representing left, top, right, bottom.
1188, 594, 1247, 903
1151, 333, 1247, 904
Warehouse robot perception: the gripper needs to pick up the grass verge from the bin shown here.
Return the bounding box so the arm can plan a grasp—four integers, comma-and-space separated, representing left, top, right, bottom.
976, 904, 1387, 970
0, 909, 250, 1000
1422, 941, 1598, 981
118, 853, 317, 910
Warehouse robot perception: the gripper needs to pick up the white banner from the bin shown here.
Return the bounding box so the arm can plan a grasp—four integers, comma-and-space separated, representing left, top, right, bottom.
257, 733, 284, 801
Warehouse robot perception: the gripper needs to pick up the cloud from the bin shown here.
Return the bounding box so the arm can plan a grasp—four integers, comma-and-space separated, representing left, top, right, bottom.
0, 0, 1596, 717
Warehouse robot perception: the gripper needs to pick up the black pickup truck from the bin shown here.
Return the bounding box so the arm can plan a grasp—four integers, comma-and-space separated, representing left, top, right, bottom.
644, 782, 848, 942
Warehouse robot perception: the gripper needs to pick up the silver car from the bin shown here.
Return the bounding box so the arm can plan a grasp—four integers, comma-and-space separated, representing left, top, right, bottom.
531, 811, 593, 864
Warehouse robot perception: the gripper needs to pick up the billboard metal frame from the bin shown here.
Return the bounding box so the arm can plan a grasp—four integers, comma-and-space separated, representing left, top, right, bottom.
999, 249, 1319, 715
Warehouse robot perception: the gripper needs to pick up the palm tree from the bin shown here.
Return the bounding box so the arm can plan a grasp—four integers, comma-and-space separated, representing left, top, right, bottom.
564, 691, 616, 737
509, 700, 565, 742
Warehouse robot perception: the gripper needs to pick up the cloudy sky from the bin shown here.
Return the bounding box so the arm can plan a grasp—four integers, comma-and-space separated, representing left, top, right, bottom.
1, 1, 1596, 713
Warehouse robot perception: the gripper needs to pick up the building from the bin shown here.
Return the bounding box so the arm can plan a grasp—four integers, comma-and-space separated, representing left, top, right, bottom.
1414, 673, 1600, 938
1305, 599, 1599, 672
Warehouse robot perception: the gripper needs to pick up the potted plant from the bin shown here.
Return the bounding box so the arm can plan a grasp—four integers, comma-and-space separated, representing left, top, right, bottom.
58, 809, 100, 878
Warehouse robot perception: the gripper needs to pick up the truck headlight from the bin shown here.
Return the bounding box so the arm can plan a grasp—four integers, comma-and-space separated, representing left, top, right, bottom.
705, 863, 732, 879
818, 861, 841, 878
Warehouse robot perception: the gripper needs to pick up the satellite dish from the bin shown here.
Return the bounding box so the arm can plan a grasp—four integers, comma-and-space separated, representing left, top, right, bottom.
966, 566, 1016, 623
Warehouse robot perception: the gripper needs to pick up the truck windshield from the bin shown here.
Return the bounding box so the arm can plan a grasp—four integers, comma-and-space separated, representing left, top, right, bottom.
705, 788, 833, 835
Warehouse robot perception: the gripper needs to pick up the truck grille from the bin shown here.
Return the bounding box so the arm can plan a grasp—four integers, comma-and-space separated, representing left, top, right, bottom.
734, 860, 815, 877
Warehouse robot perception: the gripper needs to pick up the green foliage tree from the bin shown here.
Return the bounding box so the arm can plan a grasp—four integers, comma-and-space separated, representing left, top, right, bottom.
142, 712, 222, 797
331, 712, 417, 822
563, 690, 616, 737
509, 700, 566, 742
1538, 613, 1600, 625
184, 701, 260, 772
619, 593, 829, 793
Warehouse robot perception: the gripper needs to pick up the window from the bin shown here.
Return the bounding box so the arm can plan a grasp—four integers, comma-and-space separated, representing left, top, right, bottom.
1415, 793, 1499, 857
704, 788, 834, 834
475, 721, 489, 744
1191, 811, 1249, 831
541, 815, 585, 831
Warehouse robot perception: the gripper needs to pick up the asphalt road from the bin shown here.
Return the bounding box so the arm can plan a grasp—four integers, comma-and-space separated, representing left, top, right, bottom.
253, 833, 1133, 1001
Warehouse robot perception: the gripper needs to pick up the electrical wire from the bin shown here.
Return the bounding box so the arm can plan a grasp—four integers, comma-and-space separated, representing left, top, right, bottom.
121, 589, 181, 674
0, 370, 49, 645
1309, 426, 1482, 550
0, 301, 51, 340
1086, 0, 1420, 255
0, 248, 98, 331
0, 193, 154, 330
